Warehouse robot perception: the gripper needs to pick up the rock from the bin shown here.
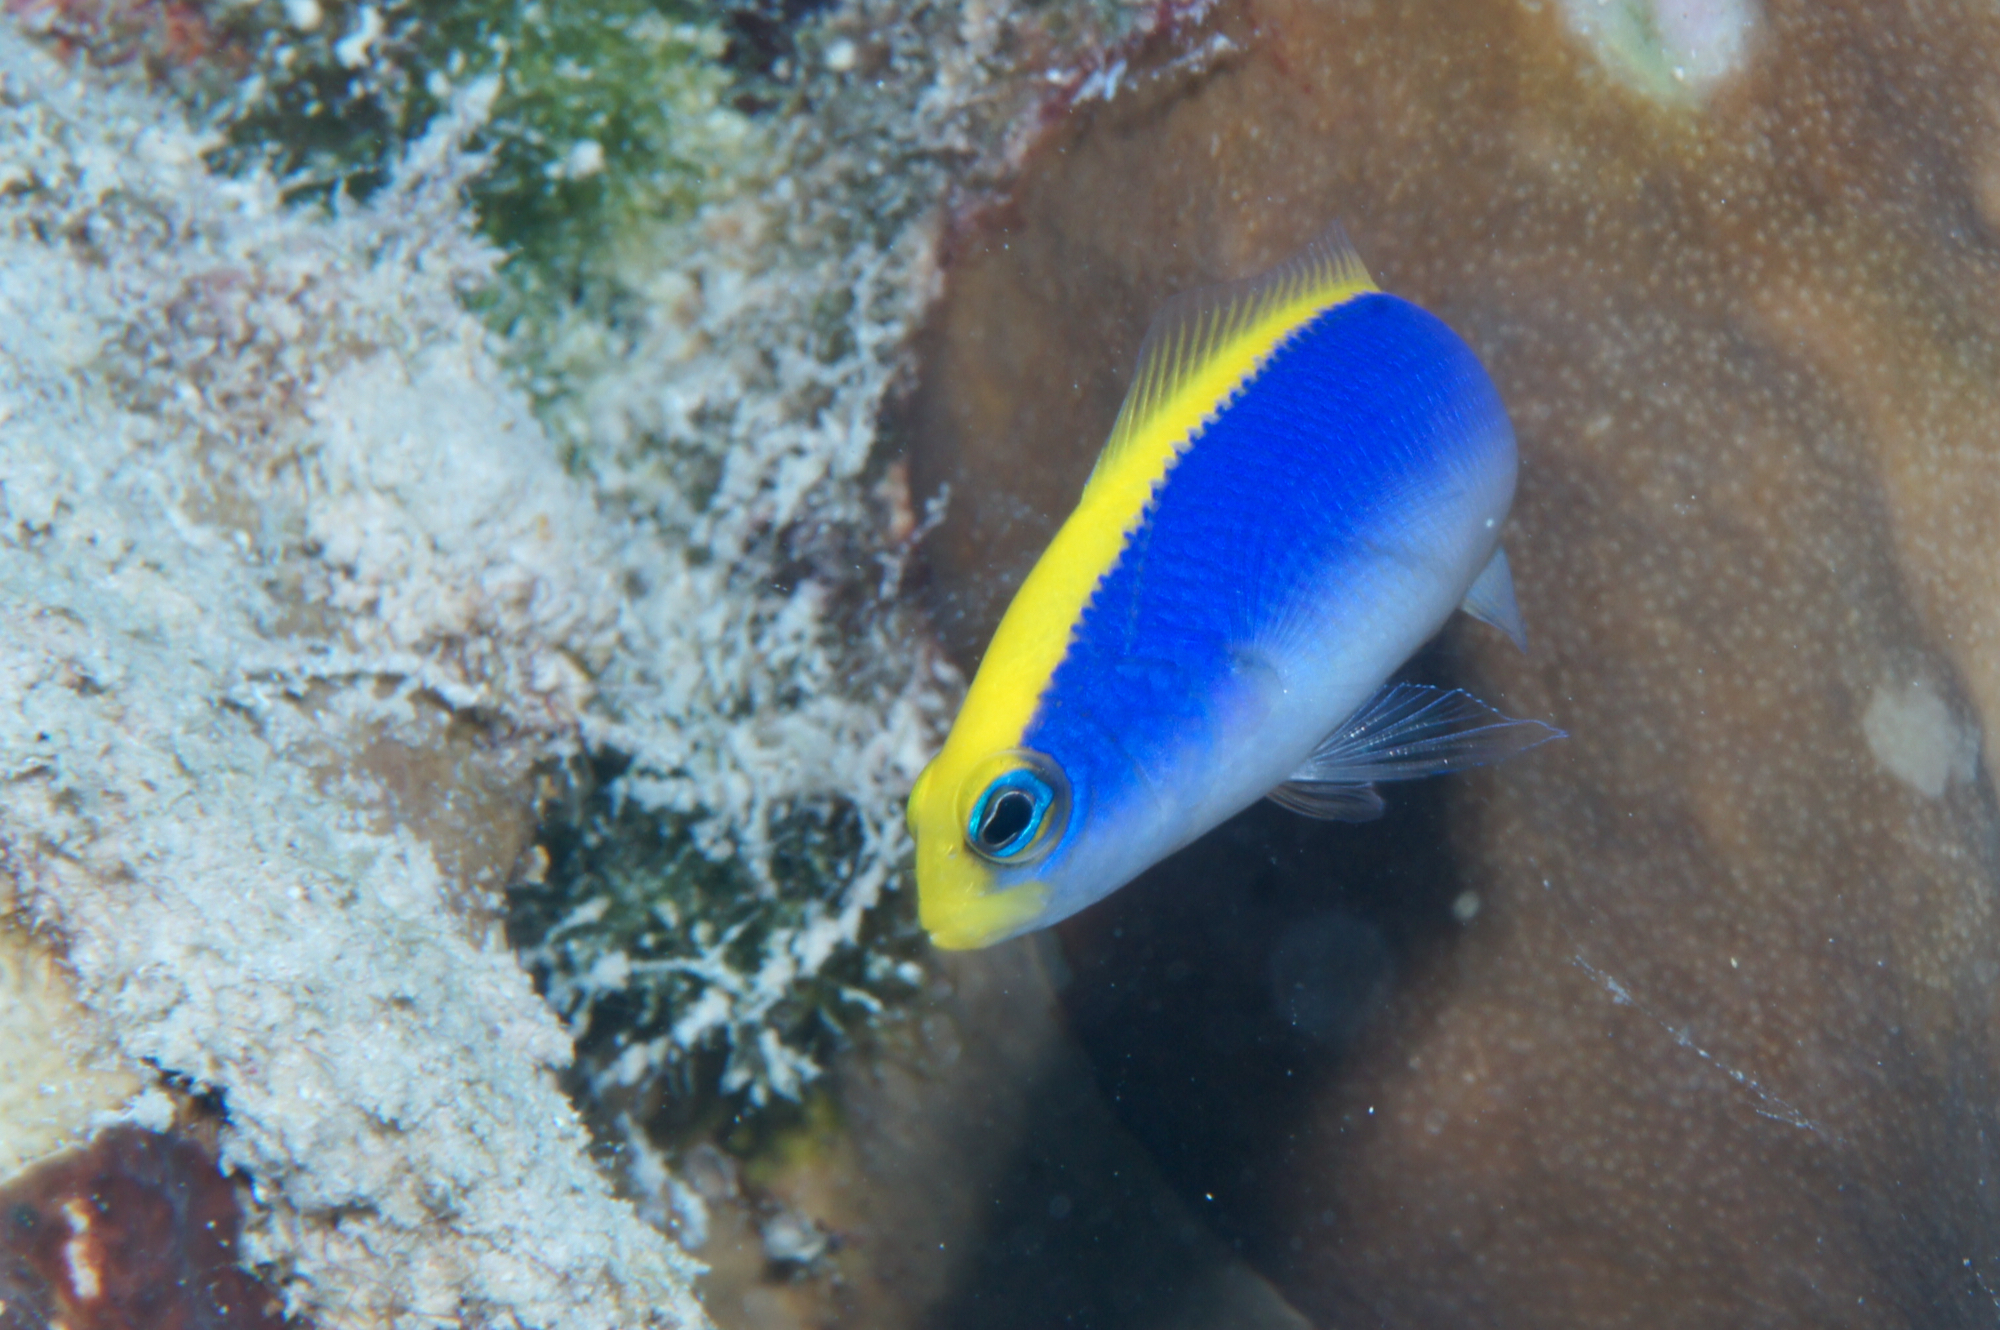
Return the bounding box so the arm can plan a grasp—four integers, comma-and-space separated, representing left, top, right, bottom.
0, 30, 705, 1329
907, 0, 2000, 1321
0, 2, 1258, 1325
0, 931, 143, 1180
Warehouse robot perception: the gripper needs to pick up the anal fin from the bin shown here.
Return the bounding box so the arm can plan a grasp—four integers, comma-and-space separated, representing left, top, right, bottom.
1460, 547, 1528, 652
1268, 682, 1562, 820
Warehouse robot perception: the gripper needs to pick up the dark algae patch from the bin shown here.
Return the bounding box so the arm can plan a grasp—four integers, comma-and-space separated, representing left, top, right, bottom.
203, 0, 741, 340
511, 753, 927, 1109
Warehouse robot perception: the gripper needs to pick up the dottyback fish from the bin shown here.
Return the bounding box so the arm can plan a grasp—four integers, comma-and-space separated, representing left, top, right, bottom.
909, 227, 1561, 949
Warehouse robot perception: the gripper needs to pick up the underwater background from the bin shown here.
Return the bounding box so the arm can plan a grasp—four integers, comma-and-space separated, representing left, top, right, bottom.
4, 0, 2000, 1325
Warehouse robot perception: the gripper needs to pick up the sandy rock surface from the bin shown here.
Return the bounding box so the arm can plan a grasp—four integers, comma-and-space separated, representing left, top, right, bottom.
0, 28, 704, 1329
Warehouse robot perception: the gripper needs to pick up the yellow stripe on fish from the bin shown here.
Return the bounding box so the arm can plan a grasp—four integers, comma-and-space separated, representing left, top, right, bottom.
939, 233, 1378, 788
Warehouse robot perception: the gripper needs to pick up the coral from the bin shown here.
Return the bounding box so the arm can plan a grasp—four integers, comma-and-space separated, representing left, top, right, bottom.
0, 0, 1260, 1321
5, 0, 1215, 1123
1557, 0, 1759, 99
910, 0, 2000, 1321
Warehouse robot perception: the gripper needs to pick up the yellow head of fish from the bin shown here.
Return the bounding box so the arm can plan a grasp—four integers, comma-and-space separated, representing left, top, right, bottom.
907, 740, 1069, 949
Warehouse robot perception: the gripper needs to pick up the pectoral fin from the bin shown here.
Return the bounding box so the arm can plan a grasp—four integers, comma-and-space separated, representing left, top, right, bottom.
1459, 547, 1528, 652
1267, 780, 1385, 822
1268, 682, 1562, 820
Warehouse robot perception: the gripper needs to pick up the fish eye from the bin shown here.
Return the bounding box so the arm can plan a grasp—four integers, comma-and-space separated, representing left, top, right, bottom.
975, 783, 1040, 850
963, 756, 1068, 865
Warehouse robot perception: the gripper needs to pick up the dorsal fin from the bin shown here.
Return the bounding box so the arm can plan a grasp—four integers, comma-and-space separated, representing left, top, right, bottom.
1087, 225, 1378, 493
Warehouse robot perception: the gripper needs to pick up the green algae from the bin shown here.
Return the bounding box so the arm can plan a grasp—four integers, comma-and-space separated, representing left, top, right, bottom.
203, 0, 748, 335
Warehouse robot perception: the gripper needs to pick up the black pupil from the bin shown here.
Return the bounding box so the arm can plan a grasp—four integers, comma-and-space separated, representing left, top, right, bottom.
978, 789, 1037, 849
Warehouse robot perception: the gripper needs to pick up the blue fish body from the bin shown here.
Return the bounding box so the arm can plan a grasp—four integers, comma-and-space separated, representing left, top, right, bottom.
909, 230, 1557, 948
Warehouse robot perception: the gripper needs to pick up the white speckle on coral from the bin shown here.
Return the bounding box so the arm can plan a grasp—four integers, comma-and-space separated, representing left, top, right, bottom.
109, 1087, 178, 1134
1651, 0, 1755, 83
1863, 680, 1980, 799
791, 908, 849, 975
610, 1040, 659, 1087
586, 950, 634, 990
670, 986, 733, 1050
1074, 56, 1127, 102
1559, 0, 1758, 99
759, 1209, 827, 1265
824, 37, 858, 72
667, 1175, 710, 1251
61, 1198, 101, 1302
283, 0, 322, 31
551, 896, 615, 937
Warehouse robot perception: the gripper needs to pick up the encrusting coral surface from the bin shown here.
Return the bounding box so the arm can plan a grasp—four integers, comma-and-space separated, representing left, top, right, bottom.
0, 31, 709, 1327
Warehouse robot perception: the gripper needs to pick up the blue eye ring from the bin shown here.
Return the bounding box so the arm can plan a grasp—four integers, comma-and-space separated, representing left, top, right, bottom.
963, 753, 1068, 865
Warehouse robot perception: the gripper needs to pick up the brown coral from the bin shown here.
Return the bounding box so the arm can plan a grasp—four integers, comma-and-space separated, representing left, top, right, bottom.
907, 0, 2000, 1321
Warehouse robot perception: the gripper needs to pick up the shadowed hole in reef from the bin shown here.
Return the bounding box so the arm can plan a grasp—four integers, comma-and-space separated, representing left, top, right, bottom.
911, 1040, 1263, 1330
905, 936, 1314, 1330
1053, 638, 1476, 1262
